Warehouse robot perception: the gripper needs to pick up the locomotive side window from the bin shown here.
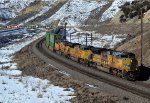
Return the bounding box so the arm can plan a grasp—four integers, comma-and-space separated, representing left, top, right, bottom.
121, 55, 128, 58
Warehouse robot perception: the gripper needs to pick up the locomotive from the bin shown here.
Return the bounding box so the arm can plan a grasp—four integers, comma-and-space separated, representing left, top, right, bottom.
45, 27, 139, 80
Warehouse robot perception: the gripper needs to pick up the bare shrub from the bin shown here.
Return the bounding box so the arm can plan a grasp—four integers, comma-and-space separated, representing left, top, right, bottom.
37, 93, 43, 98
2, 80, 7, 84
32, 87, 36, 91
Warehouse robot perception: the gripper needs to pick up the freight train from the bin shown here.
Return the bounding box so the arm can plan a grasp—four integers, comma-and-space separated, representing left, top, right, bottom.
45, 27, 139, 80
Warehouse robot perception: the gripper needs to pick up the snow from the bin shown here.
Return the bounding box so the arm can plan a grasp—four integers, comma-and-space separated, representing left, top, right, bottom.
41, 0, 108, 26
0, 28, 27, 37
0, 69, 21, 76
86, 84, 97, 89
0, 0, 35, 20
66, 28, 127, 48
0, 76, 74, 103
23, 6, 51, 24
22, 0, 59, 24
0, 30, 75, 103
100, 0, 134, 22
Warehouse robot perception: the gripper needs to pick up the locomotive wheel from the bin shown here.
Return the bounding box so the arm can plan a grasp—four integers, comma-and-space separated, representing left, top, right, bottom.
109, 68, 113, 75
122, 71, 136, 81
66, 54, 70, 59
127, 73, 136, 81
53, 49, 56, 52
88, 61, 93, 67
77, 58, 80, 63
92, 63, 97, 69
86, 61, 90, 67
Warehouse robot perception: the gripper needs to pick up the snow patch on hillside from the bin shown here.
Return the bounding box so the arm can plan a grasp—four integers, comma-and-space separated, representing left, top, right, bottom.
23, 0, 59, 24
41, 0, 108, 26
100, 0, 134, 22
66, 28, 127, 48
0, 0, 35, 20
23, 6, 51, 24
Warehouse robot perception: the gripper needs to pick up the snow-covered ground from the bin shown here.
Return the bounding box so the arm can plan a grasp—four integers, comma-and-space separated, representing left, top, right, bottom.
41, 0, 108, 26
66, 28, 127, 48
0, 0, 35, 19
0, 31, 75, 103
0, 28, 38, 47
0, 28, 26, 37
100, 0, 134, 22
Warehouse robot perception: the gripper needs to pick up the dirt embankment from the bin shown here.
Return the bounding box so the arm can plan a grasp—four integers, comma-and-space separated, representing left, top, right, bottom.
14, 43, 117, 103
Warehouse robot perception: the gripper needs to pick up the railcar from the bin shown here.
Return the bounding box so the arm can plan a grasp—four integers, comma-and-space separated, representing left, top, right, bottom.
46, 32, 61, 51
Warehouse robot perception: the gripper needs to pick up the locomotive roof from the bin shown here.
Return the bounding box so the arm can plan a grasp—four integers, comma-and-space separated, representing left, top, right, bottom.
112, 51, 134, 55
62, 41, 70, 45
90, 47, 108, 54
67, 42, 80, 47
79, 45, 93, 50
112, 51, 135, 58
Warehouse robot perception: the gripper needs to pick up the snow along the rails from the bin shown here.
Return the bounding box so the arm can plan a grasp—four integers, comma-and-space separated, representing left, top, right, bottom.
100, 0, 134, 22
0, 31, 75, 103
41, 0, 108, 26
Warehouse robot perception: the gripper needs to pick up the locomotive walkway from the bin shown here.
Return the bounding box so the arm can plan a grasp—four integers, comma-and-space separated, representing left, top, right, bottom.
31, 36, 150, 101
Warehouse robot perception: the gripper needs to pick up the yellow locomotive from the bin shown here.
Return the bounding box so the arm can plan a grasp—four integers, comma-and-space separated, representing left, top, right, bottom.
46, 29, 139, 80
90, 47, 138, 80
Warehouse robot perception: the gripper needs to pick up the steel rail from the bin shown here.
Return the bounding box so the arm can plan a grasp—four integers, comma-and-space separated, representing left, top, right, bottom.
31, 37, 150, 100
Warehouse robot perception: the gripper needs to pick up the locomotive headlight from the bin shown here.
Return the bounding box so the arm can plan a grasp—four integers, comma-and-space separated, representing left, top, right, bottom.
131, 60, 132, 62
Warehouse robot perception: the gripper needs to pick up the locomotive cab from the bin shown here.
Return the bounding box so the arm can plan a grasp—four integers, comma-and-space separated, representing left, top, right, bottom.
117, 52, 138, 72
111, 51, 139, 80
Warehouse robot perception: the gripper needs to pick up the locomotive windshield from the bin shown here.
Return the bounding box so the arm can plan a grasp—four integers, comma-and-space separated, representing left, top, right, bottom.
113, 51, 135, 58
121, 53, 135, 58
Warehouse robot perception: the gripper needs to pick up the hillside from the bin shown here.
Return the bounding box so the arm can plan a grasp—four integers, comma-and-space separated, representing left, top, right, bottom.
0, 0, 35, 22
7, 0, 43, 25
111, 0, 150, 24
117, 24, 150, 67
26, 0, 68, 25
112, 0, 150, 67
0, 0, 136, 26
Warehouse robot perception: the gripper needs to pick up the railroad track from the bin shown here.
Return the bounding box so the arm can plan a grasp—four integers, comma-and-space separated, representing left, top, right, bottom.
31, 37, 150, 100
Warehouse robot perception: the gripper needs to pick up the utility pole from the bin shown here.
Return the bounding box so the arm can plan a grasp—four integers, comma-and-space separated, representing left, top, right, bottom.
78, 33, 79, 43
140, 10, 143, 67
64, 22, 67, 41
91, 33, 93, 46
86, 33, 88, 46
70, 33, 71, 42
